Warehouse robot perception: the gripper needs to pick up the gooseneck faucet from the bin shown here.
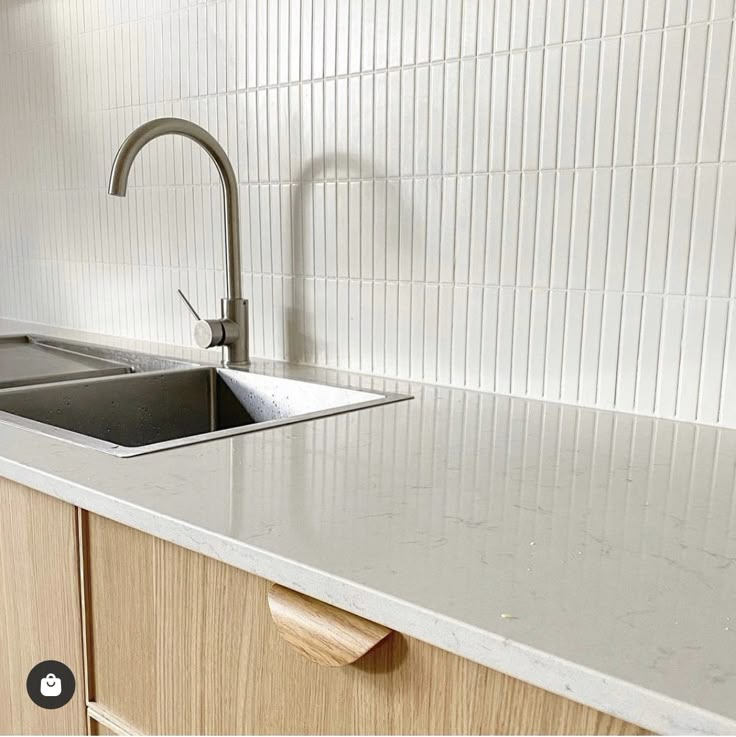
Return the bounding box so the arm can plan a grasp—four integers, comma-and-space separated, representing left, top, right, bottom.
108, 117, 249, 366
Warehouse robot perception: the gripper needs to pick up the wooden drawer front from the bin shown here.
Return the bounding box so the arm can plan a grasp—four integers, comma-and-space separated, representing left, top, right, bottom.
0, 478, 87, 735
84, 513, 646, 735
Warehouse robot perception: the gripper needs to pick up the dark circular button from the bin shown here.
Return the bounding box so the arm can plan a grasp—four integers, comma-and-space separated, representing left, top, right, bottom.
26, 660, 76, 709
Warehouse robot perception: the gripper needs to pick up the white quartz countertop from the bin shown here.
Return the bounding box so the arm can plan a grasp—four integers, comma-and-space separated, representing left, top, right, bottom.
0, 320, 734, 735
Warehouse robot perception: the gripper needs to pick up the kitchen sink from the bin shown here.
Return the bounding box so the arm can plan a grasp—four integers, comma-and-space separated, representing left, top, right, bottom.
0, 366, 409, 456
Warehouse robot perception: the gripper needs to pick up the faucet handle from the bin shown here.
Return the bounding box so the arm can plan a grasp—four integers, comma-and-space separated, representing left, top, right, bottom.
177, 288, 201, 320
177, 288, 239, 350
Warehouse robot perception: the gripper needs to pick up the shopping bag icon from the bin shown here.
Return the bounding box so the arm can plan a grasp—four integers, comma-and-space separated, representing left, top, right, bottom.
39, 674, 62, 697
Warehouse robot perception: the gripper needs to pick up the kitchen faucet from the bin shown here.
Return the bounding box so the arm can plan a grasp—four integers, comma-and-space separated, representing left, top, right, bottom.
108, 117, 249, 366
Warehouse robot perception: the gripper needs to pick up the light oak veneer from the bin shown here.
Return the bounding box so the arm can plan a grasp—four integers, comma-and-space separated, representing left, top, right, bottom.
0, 478, 87, 735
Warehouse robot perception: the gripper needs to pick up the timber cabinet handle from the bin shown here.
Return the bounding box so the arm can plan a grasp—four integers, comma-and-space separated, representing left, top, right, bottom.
267, 584, 392, 666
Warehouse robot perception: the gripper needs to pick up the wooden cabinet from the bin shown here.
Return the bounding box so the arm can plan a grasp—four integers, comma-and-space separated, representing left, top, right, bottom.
83, 513, 647, 736
0, 478, 87, 735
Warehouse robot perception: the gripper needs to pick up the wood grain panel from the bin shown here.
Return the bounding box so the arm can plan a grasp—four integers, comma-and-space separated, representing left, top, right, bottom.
0, 477, 86, 734
85, 513, 648, 735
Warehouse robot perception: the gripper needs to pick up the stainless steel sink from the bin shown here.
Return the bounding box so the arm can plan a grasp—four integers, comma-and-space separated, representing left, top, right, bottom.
0, 367, 409, 456
0, 335, 196, 389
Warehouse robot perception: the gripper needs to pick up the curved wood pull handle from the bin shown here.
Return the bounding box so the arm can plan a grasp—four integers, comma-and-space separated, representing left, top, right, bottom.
267, 584, 392, 666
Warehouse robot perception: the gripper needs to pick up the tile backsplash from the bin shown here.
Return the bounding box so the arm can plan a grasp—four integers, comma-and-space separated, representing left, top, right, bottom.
2, 0, 736, 426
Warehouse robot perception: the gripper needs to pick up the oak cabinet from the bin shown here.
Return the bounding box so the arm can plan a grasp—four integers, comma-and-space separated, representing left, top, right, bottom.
0, 479, 87, 734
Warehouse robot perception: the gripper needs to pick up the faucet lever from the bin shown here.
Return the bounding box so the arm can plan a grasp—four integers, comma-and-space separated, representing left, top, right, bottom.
177, 288, 238, 351
177, 289, 201, 321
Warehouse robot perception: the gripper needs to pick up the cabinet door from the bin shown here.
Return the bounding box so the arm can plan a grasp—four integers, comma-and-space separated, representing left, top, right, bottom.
85, 513, 647, 735
0, 478, 87, 734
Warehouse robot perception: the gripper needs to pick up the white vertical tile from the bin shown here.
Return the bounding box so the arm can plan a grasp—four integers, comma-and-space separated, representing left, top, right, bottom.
634, 295, 664, 415
422, 284, 438, 382
454, 176, 473, 283
539, 46, 561, 169
494, 0, 512, 52
614, 34, 642, 166
516, 173, 539, 286
604, 168, 633, 291
489, 54, 509, 171
550, 171, 575, 288
676, 24, 709, 163
506, 53, 526, 171
655, 28, 685, 164
495, 287, 514, 393
624, 168, 653, 292
665, 166, 696, 293
557, 44, 581, 169
597, 293, 624, 407
500, 174, 521, 285
719, 302, 736, 425
560, 290, 585, 403
543, 289, 567, 400
595, 37, 621, 166
697, 300, 729, 422
615, 294, 643, 411
442, 61, 460, 173
450, 285, 468, 384
477, 0, 495, 55
531, 171, 556, 287
485, 173, 505, 284
634, 31, 663, 165
710, 164, 736, 297
458, 59, 477, 173
511, 288, 532, 395
568, 170, 594, 290
603, 0, 625, 36
522, 48, 544, 169
687, 166, 718, 295
688, 0, 712, 23
413, 65, 429, 175
676, 298, 707, 418
644, 167, 674, 294
527, 288, 550, 397
698, 21, 733, 162
644, 0, 667, 29
575, 41, 600, 167
545, 0, 565, 45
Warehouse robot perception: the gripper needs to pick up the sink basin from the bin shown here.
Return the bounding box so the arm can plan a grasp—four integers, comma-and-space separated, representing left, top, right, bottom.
0, 367, 409, 456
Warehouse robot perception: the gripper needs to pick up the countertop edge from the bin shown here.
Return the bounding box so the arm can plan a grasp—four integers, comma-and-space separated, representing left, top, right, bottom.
1, 455, 733, 736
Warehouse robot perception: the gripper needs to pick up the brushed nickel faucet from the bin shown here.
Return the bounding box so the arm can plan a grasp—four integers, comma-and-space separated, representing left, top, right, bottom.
108, 117, 249, 366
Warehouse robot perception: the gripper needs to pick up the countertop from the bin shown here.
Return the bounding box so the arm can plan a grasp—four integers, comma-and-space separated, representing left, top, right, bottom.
0, 318, 734, 735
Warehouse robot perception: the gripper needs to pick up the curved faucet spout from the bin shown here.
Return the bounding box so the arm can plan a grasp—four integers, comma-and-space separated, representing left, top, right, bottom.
108, 117, 242, 300
108, 117, 249, 365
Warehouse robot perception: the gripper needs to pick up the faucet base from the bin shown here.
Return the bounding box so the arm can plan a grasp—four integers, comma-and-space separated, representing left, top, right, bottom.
222, 298, 249, 366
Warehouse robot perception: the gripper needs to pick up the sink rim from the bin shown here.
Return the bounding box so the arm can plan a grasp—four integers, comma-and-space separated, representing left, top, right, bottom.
0, 364, 411, 457
23, 333, 199, 373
